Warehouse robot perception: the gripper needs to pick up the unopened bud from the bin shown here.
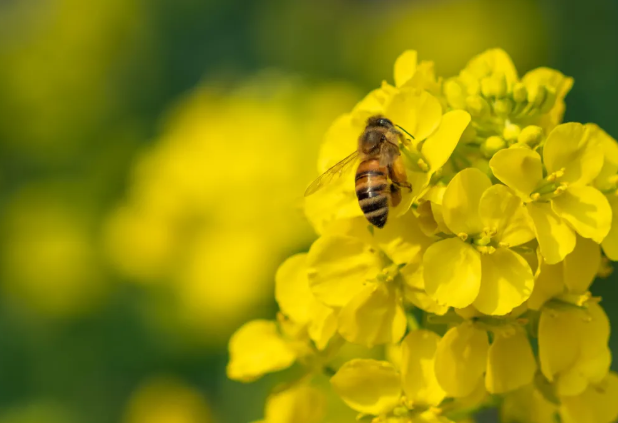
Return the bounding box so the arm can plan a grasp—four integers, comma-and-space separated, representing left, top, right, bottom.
481, 136, 506, 158
518, 125, 544, 146
528, 85, 547, 109
481, 73, 508, 98
512, 83, 528, 103
466, 95, 490, 118
503, 123, 521, 142
539, 86, 557, 113
494, 98, 514, 117
444, 78, 467, 109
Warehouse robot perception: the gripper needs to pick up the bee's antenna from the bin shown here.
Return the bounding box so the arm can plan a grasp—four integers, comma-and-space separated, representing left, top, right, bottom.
396, 125, 415, 140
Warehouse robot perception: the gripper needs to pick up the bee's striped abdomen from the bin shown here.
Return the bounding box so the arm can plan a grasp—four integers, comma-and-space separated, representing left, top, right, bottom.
355, 159, 389, 228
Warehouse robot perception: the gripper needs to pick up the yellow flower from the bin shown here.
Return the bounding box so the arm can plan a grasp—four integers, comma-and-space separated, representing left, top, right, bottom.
528, 235, 601, 310
560, 372, 618, 423
330, 330, 445, 418
307, 214, 436, 347
538, 302, 611, 396
433, 322, 488, 398
500, 384, 558, 423
123, 377, 212, 423
423, 168, 534, 314
228, 47, 617, 423
444, 48, 573, 143
490, 122, 611, 263
276, 254, 337, 350
260, 383, 325, 423
227, 319, 299, 382
434, 321, 537, 398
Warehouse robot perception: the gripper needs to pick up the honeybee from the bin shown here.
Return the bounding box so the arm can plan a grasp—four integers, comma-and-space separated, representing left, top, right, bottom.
305, 115, 412, 228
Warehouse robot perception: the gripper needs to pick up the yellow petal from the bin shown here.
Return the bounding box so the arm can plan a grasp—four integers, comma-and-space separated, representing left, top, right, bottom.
227, 320, 297, 382
539, 303, 610, 396
473, 248, 534, 315
589, 124, 618, 191
374, 212, 433, 264
527, 201, 576, 264
264, 384, 325, 423
394, 50, 418, 88
479, 184, 535, 247
330, 359, 402, 415
423, 238, 482, 309
337, 283, 406, 347
551, 186, 612, 243
602, 195, 618, 260
500, 384, 558, 423
543, 123, 604, 186
307, 235, 383, 307
352, 84, 396, 121
489, 147, 543, 200
563, 236, 601, 294
521, 67, 573, 132
421, 110, 471, 171
400, 259, 449, 315
434, 322, 489, 398
442, 168, 492, 235
560, 372, 618, 423
307, 300, 337, 351
304, 114, 363, 234
385, 89, 442, 142
401, 330, 446, 407
465, 49, 519, 86
275, 254, 313, 324
528, 258, 565, 311
485, 328, 537, 394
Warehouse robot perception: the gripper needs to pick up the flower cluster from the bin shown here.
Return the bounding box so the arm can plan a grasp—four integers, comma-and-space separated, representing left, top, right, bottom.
227, 49, 618, 423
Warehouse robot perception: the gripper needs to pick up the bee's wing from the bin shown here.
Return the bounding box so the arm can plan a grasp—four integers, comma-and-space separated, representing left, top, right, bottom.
304, 151, 359, 197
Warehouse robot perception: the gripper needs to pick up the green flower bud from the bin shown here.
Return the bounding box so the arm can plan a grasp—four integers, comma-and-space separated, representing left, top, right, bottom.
466, 95, 490, 118
481, 135, 506, 158
518, 125, 544, 147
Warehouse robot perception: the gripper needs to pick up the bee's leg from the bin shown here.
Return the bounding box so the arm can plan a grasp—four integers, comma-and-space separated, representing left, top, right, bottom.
390, 183, 402, 207
388, 157, 412, 192
392, 180, 412, 192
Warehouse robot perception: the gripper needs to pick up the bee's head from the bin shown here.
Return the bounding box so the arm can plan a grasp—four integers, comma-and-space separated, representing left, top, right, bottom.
367, 115, 394, 129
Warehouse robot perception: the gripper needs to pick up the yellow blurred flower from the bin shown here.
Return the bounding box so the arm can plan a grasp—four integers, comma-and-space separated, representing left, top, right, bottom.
0, 0, 152, 162
105, 75, 359, 345
122, 377, 212, 423
0, 184, 106, 317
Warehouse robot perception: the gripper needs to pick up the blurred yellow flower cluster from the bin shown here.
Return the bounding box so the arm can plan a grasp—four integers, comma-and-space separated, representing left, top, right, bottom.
228, 50, 618, 423
105, 74, 359, 345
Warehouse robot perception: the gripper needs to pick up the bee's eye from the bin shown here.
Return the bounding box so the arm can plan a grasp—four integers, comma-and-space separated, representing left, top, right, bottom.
378, 118, 392, 127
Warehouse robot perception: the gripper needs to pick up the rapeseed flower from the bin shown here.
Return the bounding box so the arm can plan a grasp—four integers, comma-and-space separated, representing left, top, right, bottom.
228, 49, 618, 423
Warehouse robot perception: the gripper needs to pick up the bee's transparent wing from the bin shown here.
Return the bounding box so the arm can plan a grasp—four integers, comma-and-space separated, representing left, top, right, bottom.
304, 151, 359, 196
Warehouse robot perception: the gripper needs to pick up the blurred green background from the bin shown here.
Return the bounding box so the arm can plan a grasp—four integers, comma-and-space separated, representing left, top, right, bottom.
0, 0, 617, 422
